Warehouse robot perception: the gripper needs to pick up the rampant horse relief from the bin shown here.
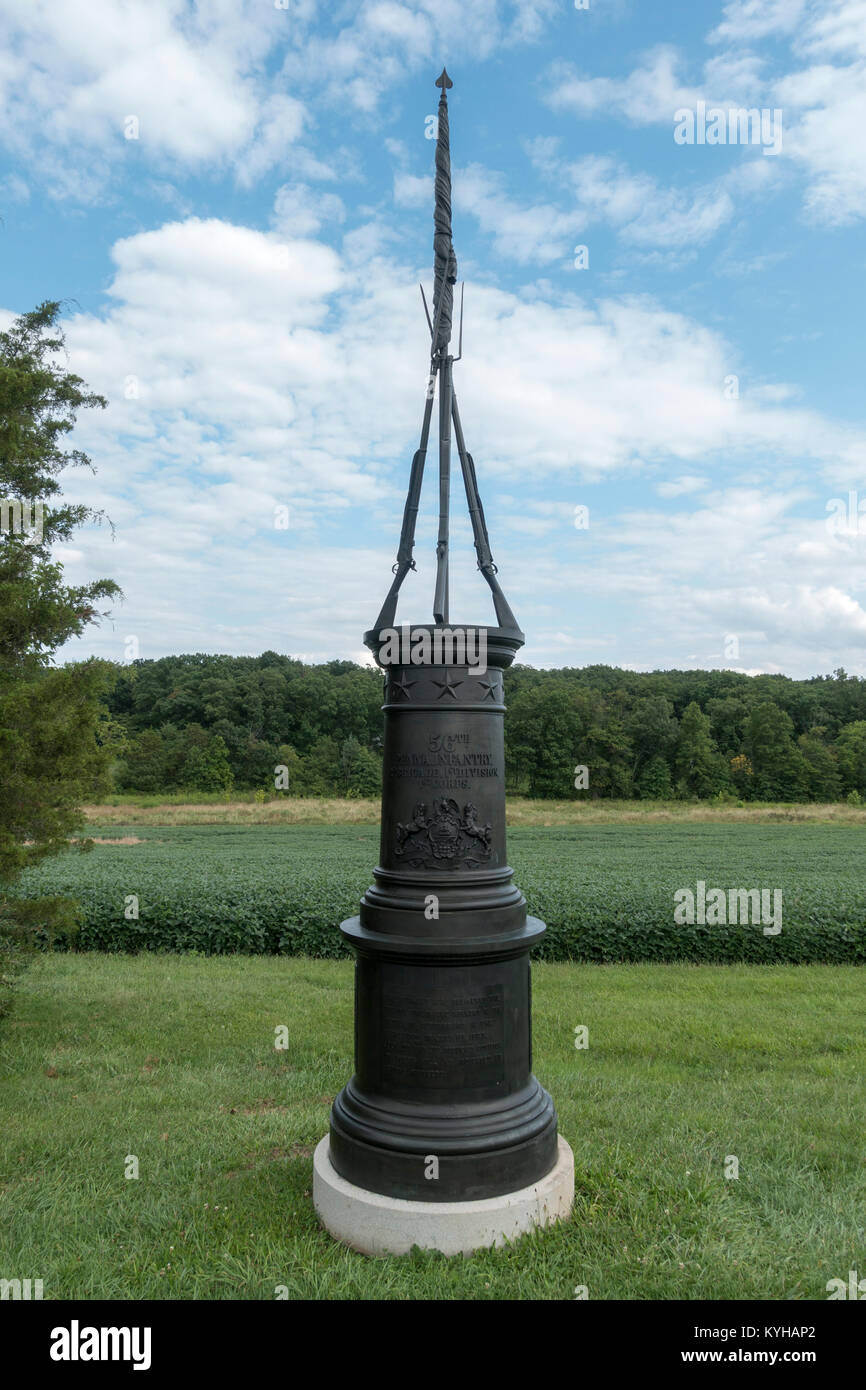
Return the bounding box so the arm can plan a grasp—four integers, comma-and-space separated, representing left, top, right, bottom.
395, 798, 495, 869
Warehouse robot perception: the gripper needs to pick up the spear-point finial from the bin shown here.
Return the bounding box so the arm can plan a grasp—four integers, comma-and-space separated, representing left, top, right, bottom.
435, 67, 452, 100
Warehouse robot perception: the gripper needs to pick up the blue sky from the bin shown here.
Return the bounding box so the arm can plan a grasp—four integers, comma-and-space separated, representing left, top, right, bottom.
2, 0, 865, 677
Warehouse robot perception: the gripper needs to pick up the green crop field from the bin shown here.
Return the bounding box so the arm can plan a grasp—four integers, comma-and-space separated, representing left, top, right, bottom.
7, 821, 866, 963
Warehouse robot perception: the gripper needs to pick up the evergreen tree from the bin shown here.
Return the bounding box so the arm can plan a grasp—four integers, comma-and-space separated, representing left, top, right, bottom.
0, 302, 120, 954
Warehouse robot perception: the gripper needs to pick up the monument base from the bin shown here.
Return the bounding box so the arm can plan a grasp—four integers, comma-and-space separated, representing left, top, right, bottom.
313, 1133, 574, 1257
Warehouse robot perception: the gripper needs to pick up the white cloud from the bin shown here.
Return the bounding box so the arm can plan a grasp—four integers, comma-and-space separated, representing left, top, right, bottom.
546, 2, 866, 226
277, 0, 557, 113
709, 0, 808, 45
456, 163, 580, 264
557, 488, 866, 671
802, 0, 866, 60
413, 149, 739, 263
27, 209, 865, 675
545, 46, 770, 127
0, 0, 560, 195
0, 0, 307, 185
564, 154, 737, 247
656, 475, 708, 498
272, 183, 346, 237
64, 214, 866, 493
778, 62, 866, 223
546, 48, 696, 124
0, 171, 29, 202
393, 171, 434, 207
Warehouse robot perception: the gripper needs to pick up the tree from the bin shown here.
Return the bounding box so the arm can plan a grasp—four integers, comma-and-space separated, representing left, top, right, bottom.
743, 701, 810, 802
99, 645, 866, 803
234, 735, 280, 790
729, 753, 752, 797
118, 728, 169, 793
626, 696, 678, 787
797, 729, 842, 802
300, 736, 342, 796
835, 721, 866, 797
521, 685, 584, 799
574, 707, 634, 798
339, 737, 382, 798
636, 754, 672, 799
275, 743, 302, 794
181, 732, 234, 793
673, 702, 727, 798
706, 696, 749, 756
0, 302, 120, 956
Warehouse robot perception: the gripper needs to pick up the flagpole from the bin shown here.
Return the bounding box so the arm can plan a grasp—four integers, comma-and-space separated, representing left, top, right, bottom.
432, 68, 455, 625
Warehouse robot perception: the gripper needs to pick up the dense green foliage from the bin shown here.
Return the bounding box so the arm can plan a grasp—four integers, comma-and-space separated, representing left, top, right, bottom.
108, 654, 383, 800
9, 823, 866, 963
0, 301, 120, 993
104, 652, 866, 802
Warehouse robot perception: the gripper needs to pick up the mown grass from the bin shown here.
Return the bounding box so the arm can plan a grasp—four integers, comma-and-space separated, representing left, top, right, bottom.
81, 796, 866, 828
1, 954, 863, 1299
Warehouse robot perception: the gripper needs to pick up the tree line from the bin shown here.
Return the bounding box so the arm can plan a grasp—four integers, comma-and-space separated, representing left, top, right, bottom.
106, 653, 866, 802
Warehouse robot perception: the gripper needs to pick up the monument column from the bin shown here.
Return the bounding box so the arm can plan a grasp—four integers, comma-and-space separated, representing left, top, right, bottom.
313, 70, 574, 1256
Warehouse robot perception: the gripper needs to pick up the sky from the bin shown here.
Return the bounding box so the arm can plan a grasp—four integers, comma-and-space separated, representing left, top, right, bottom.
1, 0, 865, 678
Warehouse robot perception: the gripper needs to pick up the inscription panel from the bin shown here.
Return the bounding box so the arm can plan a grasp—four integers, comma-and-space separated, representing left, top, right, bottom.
387, 732, 500, 793
380, 707, 507, 869
381, 982, 505, 1087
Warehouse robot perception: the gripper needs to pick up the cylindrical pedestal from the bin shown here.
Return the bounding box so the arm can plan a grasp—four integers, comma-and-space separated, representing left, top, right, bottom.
330, 912, 557, 1201
322, 626, 571, 1240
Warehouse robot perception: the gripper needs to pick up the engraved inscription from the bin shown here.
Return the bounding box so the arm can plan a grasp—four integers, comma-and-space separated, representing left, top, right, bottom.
429, 733, 466, 753
388, 735, 500, 793
382, 984, 505, 1085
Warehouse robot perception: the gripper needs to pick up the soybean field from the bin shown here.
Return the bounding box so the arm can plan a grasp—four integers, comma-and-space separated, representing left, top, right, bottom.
8, 822, 866, 963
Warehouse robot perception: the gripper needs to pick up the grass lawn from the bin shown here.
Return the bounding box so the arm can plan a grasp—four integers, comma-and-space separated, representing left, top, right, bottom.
1, 953, 863, 1300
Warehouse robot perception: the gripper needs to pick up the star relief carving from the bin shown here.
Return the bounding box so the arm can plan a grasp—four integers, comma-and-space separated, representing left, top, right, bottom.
391, 672, 417, 699
478, 675, 500, 701
433, 670, 464, 699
